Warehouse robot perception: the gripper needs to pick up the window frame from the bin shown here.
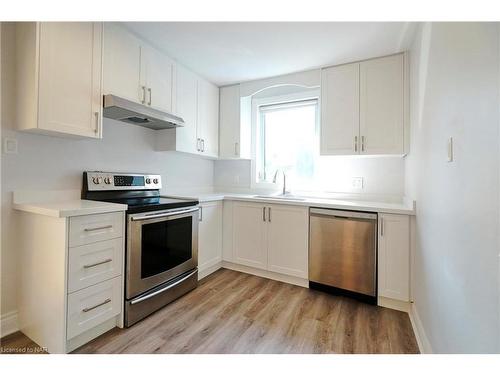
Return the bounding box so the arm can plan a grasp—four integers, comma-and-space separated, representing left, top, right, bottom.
251, 89, 320, 190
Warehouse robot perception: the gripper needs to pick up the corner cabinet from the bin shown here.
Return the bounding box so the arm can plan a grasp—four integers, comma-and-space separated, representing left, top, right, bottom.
229, 201, 308, 280
16, 22, 103, 139
103, 23, 175, 113
156, 66, 220, 158
320, 53, 408, 156
378, 213, 410, 302
219, 85, 251, 159
198, 201, 223, 279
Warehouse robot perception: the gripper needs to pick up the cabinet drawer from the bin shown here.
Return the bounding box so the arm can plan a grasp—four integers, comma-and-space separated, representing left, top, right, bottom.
68, 238, 123, 293
67, 277, 122, 340
69, 212, 124, 247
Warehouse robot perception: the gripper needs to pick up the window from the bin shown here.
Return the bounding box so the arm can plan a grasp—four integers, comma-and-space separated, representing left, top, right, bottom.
256, 96, 319, 189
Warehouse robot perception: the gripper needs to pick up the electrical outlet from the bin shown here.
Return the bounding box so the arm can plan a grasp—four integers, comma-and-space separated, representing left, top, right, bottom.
351, 177, 363, 190
3, 137, 18, 154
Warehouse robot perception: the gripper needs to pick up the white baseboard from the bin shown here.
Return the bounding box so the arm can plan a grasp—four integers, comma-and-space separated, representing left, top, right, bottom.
1, 310, 19, 338
377, 296, 410, 313
198, 261, 223, 280
222, 261, 309, 288
409, 303, 433, 354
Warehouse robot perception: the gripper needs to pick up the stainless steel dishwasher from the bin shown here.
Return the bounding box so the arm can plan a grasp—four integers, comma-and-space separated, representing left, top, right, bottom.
309, 208, 377, 304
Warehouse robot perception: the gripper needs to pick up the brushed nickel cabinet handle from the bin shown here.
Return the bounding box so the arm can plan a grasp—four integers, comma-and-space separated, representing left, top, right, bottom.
262, 207, 266, 222
361, 136, 365, 152
147, 87, 152, 106
354, 136, 358, 152
268, 207, 271, 222
94, 111, 99, 134
82, 298, 111, 313
83, 258, 112, 269
140, 86, 146, 104
84, 225, 113, 232
201, 139, 205, 152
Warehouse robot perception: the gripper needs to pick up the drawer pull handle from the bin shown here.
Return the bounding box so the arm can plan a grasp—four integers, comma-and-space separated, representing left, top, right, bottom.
82, 298, 111, 313
83, 258, 112, 269
84, 225, 113, 232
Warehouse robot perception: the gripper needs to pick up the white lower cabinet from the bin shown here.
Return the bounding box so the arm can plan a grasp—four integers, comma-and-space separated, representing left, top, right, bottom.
267, 204, 309, 279
231, 201, 309, 279
17, 210, 125, 353
232, 201, 268, 270
378, 213, 410, 301
66, 276, 122, 340
198, 201, 223, 278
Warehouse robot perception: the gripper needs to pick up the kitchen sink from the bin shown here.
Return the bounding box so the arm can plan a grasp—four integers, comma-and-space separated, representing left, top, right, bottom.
252, 195, 306, 201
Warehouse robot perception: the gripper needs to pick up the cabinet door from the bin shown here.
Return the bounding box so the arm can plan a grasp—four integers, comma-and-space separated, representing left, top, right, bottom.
198, 78, 220, 157
175, 65, 199, 154
267, 205, 308, 278
360, 54, 404, 155
38, 22, 103, 138
219, 84, 241, 158
103, 24, 142, 103
198, 202, 223, 273
143, 45, 174, 112
320, 63, 360, 155
232, 201, 267, 270
378, 213, 410, 301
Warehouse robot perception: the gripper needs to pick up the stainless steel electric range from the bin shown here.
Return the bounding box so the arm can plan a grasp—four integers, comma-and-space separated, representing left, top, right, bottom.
82, 171, 199, 327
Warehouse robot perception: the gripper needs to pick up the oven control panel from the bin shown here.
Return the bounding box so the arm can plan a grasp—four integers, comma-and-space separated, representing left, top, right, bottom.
85, 171, 162, 191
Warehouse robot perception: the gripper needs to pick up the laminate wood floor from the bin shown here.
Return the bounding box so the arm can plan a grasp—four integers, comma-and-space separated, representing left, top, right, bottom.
1, 269, 419, 354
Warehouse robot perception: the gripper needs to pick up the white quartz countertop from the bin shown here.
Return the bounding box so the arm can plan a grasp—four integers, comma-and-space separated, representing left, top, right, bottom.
13, 199, 128, 218
164, 193, 415, 215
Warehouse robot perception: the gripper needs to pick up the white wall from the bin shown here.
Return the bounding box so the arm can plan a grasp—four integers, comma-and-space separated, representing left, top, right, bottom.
406, 22, 500, 353
0, 23, 214, 318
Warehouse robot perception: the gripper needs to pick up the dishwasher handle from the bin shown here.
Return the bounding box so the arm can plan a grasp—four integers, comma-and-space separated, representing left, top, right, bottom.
310, 208, 377, 220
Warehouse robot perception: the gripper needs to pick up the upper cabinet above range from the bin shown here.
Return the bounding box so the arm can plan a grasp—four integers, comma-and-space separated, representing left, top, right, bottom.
16, 22, 104, 139
320, 53, 408, 156
103, 23, 175, 113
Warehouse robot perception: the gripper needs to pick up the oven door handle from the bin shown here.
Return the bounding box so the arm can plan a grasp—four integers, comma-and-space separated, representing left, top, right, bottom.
130, 207, 199, 221
129, 269, 198, 305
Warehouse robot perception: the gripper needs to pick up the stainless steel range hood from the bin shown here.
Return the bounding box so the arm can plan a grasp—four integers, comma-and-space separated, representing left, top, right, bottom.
103, 94, 184, 130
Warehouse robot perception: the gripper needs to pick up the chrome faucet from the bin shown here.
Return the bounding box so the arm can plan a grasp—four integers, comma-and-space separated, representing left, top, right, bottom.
273, 169, 289, 196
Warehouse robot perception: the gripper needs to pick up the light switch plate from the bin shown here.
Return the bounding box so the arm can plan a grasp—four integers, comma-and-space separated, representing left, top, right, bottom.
351, 177, 363, 190
3, 137, 18, 154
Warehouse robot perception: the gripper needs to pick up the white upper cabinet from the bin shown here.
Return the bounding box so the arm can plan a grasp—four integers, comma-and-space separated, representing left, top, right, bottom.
320, 63, 360, 155
378, 213, 410, 301
16, 22, 103, 139
360, 54, 404, 155
197, 78, 219, 157
140, 44, 175, 112
219, 85, 240, 158
174, 64, 199, 154
320, 53, 407, 156
103, 23, 141, 103
156, 67, 220, 158
219, 85, 251, 159
103, 24, 174, 113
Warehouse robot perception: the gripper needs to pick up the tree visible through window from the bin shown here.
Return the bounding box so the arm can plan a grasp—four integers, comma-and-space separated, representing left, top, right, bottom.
257, 99, 319, 188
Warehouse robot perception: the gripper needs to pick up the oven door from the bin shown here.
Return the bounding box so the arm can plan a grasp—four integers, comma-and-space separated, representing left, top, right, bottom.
126, 206, 199, 299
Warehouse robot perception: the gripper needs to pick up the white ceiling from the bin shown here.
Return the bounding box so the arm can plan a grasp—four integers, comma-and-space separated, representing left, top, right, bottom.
124, 22, 417, 86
